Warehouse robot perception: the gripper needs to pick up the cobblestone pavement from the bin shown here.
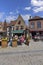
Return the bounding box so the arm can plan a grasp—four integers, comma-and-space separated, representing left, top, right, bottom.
0, 40, 43, 65
0, 50, 43, 65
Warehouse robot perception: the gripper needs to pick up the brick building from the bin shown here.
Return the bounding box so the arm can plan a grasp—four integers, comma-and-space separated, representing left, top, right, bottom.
29, 16, 43, 37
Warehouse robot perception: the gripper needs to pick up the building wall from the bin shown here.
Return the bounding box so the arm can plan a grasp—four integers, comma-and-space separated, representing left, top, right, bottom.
7, 15, 27, 37
13, 15, 26, 30
0, 22, 4, 32
29, 20, 43, 31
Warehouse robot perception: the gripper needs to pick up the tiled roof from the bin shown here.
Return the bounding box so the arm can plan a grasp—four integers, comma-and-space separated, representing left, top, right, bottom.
32, 16, 41, 19
7, 23, 10, 27
10, 20, 17, 26
7, 15, 25, 26
29, 16, 43, 21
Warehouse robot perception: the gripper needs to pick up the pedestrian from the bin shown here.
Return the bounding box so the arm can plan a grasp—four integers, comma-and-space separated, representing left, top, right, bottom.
20, 35, 25, 45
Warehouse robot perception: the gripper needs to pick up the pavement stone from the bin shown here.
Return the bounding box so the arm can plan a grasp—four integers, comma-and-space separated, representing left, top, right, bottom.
0, 40, 43, 65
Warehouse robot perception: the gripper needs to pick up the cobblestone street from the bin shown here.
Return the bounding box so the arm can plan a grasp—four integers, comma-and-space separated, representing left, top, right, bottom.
0, 40, 43, 65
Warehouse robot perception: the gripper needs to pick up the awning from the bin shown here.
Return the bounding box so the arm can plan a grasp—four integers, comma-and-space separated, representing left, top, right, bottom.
12, 30, 24, 33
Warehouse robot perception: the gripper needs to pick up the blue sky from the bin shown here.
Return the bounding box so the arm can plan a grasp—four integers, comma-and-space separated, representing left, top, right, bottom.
0, 0, 43, 24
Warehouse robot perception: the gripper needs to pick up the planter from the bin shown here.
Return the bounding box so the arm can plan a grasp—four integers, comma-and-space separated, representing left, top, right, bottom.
1, 38, 8, 48
12, 40, 17, 47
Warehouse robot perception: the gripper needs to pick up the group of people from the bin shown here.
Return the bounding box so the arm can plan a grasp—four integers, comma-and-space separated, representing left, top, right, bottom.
8, 33, 30, 46
8, 28, 31, 46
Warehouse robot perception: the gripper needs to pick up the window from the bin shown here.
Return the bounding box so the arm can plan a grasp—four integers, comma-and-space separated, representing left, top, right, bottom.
31, 22, 34, 28
18, 20, 21, 24
0, 25, 2, 29
37, 21, 41, 28
0, 25, 1, 28
11, 26, 14, 31
7, 32, 9, 36
16, 26, 19, 30
7, 27, 9, 32
20, 25, 24, 29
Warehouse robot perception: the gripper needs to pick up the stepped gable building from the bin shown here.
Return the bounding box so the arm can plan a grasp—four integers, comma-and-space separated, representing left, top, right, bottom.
7, 15, 27, 37
29, 16, 43, 36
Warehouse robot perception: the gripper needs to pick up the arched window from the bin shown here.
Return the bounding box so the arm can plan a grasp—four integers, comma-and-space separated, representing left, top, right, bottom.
37, 21, 41, 28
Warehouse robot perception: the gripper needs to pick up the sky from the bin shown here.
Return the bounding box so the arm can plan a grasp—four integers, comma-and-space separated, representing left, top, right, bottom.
0, 0, 43, 24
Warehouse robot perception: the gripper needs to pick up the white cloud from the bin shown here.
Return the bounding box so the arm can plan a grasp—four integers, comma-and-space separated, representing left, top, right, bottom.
9, 12, 14, 15
16, 10, 19, 14
0, 12, 5, 19
33, 6, 43, 12
0, 11, 19, 22
31, 0, 43, 13
6, 15, 17, 22
24, 7, 31, 10
31, 0, 43, 6
9, 10, 19, 15
0, 12, 5, 22
21, 14, 30, 20
21, 14, 31, 25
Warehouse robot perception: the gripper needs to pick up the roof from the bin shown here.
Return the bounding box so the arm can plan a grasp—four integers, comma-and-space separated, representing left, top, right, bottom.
0, 22, 3, 26
7, 23, 10, 27
10, 20, 17, 26
32, 16, 41, 19
9, 15, 25, 26
29, 16, 43, 21
17, 14, 25, 24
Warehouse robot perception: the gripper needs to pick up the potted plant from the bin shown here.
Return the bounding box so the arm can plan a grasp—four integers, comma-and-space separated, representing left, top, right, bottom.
12, 37, 18, 47
1, 37, 8, 48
